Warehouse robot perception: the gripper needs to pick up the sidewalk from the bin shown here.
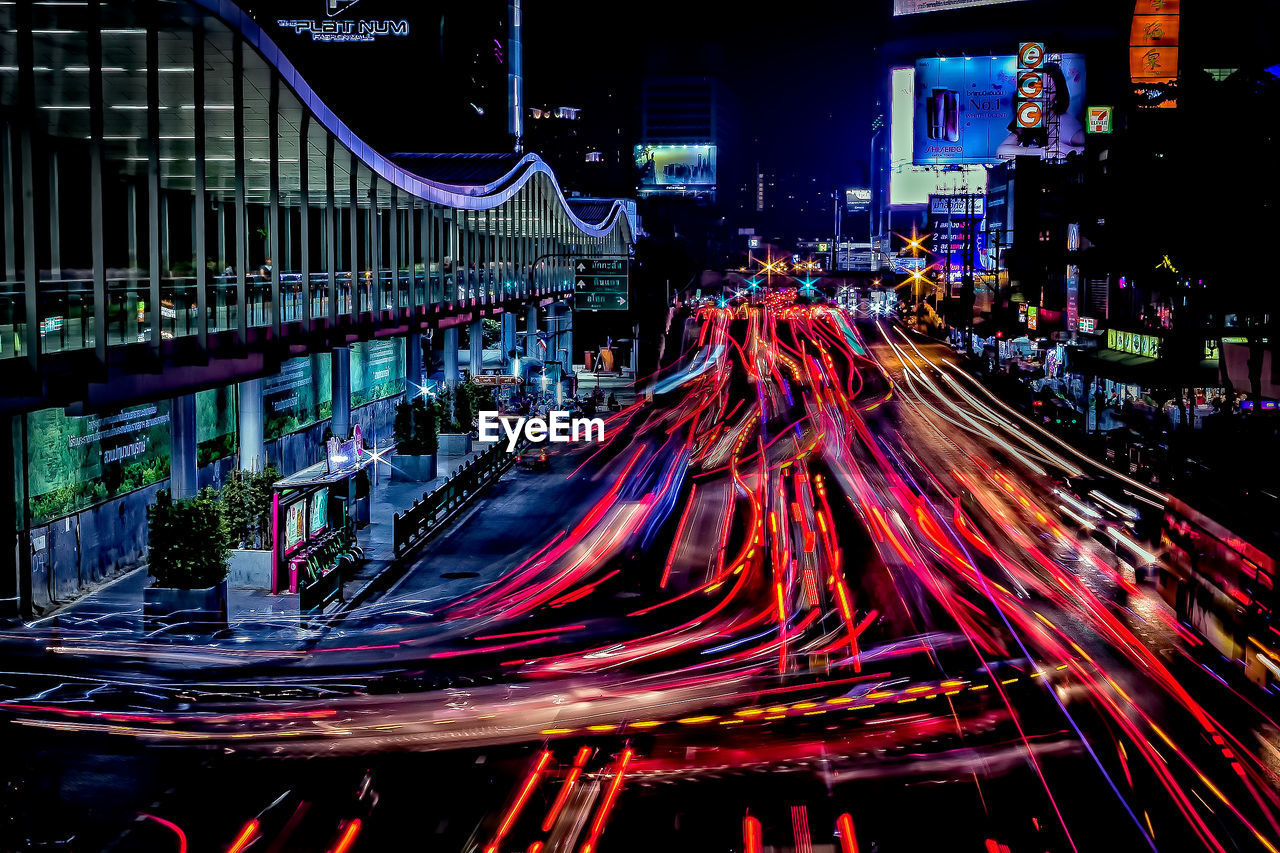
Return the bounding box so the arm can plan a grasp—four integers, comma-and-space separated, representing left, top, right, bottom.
21, 445, 493, 640
337, 441, 495, 611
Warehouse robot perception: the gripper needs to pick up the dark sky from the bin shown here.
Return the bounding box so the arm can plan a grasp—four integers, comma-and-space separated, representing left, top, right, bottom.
251, 0, 889, 188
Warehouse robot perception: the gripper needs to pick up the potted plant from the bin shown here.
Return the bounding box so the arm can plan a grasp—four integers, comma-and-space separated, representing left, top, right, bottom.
143, 488, 230, 628
390, 396, 438, 481
436, 386, 473, 456
220, 466, 279, 588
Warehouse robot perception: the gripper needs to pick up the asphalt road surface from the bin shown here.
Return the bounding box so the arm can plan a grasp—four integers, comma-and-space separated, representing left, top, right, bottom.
3, 290, 1279, 853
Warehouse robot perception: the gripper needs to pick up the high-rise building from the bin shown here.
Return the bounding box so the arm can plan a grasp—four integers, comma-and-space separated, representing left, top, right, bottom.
637, 77, 734, 202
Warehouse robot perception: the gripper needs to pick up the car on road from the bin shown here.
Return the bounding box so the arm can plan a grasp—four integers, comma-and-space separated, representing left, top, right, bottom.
516, 445, 550, 471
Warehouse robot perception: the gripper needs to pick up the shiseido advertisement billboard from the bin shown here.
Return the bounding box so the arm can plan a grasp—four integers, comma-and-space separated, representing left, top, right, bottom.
913, 54, 1087, 165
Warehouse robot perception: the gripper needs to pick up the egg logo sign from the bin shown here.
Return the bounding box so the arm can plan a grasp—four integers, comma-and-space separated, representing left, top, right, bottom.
1016, 100, 1044, 128
1017, 71, 1044, 99
1018, 42, 1045, 70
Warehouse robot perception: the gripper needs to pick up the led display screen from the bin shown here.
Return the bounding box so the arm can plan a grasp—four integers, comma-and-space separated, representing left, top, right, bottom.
635, 145, 717, 195
913, 54, 1087, 165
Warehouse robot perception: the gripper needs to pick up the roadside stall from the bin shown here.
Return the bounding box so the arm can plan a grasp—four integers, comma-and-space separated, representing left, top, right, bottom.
270, 424, 372, 612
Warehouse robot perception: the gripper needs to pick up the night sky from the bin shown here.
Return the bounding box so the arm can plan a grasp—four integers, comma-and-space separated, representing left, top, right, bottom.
249, 0, 889, 189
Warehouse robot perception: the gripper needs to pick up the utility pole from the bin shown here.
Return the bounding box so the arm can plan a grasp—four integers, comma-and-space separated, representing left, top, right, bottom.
943, 203, 952, 335
832, 192, 841, 273
962, 193, 976, 357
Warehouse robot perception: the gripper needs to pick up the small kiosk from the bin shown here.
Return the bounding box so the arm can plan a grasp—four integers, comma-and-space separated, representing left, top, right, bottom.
271, 425, 373, 611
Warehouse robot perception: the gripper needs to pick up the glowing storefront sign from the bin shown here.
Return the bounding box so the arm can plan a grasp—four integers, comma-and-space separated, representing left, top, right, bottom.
1131, 0, 1180, 109
1107, 329, 1162, 358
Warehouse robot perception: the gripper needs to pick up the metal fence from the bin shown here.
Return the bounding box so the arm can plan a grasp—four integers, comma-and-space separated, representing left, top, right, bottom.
392, 441, 524, 560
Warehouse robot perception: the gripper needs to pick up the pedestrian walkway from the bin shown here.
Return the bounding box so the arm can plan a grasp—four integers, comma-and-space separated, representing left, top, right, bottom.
18, 445, 493, 640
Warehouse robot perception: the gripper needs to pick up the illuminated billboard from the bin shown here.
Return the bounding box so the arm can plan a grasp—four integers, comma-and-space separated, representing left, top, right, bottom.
635, 145, 717, 195
894, 0, 1026, 14
846, 188, 872, 212
890, 67, 987, 206
350, 338, 407, 408
26, 402, 172, 524
913, 54, 1087, 165
1131, 0, 1180, 109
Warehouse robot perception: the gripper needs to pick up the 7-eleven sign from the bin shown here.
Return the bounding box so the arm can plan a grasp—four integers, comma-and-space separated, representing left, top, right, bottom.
1087, 105, 1114, 134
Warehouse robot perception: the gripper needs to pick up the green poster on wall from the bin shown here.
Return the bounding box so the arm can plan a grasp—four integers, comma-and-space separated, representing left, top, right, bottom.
263, 352, 333, 439
196, 386, 237, 465
350, 338, 406, 408
26, 401, 172, 524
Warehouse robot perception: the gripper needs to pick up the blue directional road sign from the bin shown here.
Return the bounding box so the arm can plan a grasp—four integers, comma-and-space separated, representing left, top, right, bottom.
573, 258, 629, 311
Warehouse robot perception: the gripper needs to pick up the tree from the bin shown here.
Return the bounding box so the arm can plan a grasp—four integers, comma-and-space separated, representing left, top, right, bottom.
220, 466, 279, 548
394, 396, 438, 455
453, 381, 474, 433
413, 396, 438, 455
148, 488, 229, 589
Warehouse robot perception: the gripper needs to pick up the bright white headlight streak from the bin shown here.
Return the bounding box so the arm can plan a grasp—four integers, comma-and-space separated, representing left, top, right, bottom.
1057, 504, 1096, 531
1110, 528, 1157, 565
877, 325, 1048, 476
1055, 489, 1101, 520
1089, 490, 1139, 520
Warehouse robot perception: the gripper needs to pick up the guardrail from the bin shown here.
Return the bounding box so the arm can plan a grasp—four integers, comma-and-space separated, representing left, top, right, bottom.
300, 563, 344, 615
392, 441, 525, 560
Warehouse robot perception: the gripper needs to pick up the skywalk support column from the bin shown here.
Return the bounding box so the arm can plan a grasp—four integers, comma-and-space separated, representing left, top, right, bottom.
564, 305, 574, 376
469, 318, 484, 379
406, 333, 423, 396
237, 379, 264, 472
170, 393, 198, 500
331, 347, 351, 439
443, 326, 459, 389
0, 413, 26, 620
525, 303, 538, 359
502, 312, 517, 369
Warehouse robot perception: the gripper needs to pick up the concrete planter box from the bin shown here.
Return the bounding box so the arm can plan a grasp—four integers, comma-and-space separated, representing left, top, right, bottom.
228, 549, 272, 590
143, 578, 228, 628
390, 453, 437, 482
438, 433, 472, 456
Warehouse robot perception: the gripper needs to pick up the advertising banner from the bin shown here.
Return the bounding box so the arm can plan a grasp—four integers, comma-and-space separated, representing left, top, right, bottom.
929, 195, 985, 217
196, 386, 238, 465
1066, 264, 1080, 333
350, 338, 406, 408
1130, 0, 1181, 108
934, 219, 988, 273
264, 353, 333, 439
26, 402, 172, 524
912, 53, 1087, 165
890, 67, 988, 206
635, 145, 717, 194
845, 188, 872, 212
